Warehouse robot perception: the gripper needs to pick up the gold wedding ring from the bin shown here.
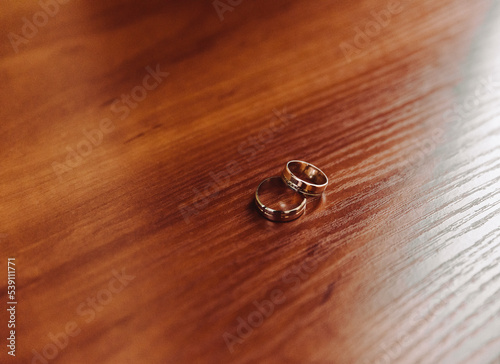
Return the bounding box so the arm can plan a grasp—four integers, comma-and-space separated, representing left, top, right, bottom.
255, 177, 306, 222
281, 160, 328, 197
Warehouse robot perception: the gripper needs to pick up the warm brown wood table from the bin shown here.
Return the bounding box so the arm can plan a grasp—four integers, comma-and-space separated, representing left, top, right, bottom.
1, 1, 500, 363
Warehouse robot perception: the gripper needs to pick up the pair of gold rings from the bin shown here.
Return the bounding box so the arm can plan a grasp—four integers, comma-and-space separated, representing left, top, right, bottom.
255, 160, 328, 222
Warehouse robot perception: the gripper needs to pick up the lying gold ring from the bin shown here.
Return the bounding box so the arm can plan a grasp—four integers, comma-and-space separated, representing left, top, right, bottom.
281, 160, 328, 197
255, 177, 306, 222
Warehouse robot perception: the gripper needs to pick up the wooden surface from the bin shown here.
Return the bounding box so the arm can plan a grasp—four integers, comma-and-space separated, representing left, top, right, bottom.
1, 0, 500, 363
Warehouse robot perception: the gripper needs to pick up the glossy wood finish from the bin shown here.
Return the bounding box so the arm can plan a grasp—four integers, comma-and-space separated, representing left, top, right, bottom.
1, 1, 500, 363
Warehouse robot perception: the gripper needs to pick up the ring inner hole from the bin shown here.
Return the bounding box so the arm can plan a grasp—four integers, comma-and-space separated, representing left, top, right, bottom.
258, 177, 303, 211
289, 162, 326, 185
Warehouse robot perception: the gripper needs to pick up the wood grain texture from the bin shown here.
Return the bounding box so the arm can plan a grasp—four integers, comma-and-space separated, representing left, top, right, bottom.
1, 0, 500, 363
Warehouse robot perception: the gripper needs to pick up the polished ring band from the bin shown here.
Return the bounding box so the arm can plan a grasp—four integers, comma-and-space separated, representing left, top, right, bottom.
281, 160, 328, 197
255, 177, 306, 222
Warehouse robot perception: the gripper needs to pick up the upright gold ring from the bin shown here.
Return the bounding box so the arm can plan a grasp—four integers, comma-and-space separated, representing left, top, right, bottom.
254, 177, 306, 222
281, 160, 328, 197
